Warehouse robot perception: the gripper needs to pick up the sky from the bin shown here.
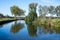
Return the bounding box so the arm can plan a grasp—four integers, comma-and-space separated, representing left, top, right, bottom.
0, 0, 60, 16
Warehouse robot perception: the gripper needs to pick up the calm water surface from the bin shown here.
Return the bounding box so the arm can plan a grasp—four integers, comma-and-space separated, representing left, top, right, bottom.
0, 20, 60, 40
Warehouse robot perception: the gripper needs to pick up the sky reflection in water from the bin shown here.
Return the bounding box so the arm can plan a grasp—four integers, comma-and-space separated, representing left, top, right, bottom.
0, 20, 60, 40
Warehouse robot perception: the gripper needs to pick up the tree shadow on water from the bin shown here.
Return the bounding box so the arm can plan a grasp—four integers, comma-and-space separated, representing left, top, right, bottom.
10, 21, 24, 33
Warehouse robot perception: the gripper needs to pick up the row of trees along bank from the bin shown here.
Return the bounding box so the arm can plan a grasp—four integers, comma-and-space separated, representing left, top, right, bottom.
0, 3, 60, 19
0, 3, 60, 24
25, 3, 60, 27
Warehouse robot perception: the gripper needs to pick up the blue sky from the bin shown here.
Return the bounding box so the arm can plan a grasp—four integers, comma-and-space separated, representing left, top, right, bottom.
0, 0, 60, 16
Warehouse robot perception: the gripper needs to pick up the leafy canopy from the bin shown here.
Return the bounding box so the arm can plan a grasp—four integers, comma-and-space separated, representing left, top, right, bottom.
10, 5, 25, 16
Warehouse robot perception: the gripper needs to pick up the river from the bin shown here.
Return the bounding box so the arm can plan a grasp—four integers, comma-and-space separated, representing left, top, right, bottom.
0, 20, 60, 40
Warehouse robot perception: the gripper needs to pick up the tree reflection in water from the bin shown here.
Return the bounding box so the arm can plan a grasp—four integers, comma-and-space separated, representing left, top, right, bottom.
38, 25, 54, 34
54, 27, 60, 34
27, 24, 37, 36
10, 20, 60, 35
10, 21, 24, 33
26, 21, 60, 37
38, 24, 60, 34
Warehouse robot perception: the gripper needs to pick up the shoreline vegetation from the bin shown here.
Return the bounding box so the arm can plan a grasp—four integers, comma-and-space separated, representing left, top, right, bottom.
33, 18, 60, 27
0, 2, 60, 29
25, 3, 60, 29
0, 18, 17, 25
0, 17, 24, 25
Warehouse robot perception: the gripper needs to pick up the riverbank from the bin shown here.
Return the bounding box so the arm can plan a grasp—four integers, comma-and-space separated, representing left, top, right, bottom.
0, 18, 18, 25
33, 18, 60, 28
0, 17, 25, 25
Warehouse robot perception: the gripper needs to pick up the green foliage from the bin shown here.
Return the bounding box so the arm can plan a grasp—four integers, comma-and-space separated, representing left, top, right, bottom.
48, 6, 54, 13
55, 6, 60, 16
25, 12, 37, 25
11, 21, 24, 33
10, 5, 25, 17
29, 3, 37, 11
29, 10, 37, 21
0, 13, 4, 18
27, 24, 37, 36
38, 6, 49, 20
25, 3, 37, 24
54, 21, 60, 27
54, 27, 60, 34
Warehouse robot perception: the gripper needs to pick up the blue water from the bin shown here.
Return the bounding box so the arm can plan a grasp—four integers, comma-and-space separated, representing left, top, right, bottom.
0, 20, 60, 40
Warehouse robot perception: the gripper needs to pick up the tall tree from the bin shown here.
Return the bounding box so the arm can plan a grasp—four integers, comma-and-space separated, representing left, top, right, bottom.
55, 6, 60, 17
39, 5, 48, 19
48, 6, 55, 17
25, 3, 38, 24
29, 3, 37, 18
29, 3, 37, 12
42, 6, 48, 15
10, 5, 25, 18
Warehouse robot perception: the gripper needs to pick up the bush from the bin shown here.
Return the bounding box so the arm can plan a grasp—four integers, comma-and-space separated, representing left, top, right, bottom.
54, 21, 60, 27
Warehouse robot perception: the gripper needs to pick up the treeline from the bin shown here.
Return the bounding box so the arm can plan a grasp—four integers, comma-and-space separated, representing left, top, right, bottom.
25, 3, 60, 26
0, 3, 60, 19
38, 5, 60, 18
0, 3, 60, 27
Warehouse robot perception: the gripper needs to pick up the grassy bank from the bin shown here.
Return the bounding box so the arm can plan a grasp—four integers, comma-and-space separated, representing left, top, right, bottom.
33, 18, 60, 28
0, 18, 16, 21
0, 18, 18, 25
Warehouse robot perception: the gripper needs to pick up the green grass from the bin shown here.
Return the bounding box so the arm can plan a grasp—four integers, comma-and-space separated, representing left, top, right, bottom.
33, 18, 60, 28
0, 18, 16, 21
